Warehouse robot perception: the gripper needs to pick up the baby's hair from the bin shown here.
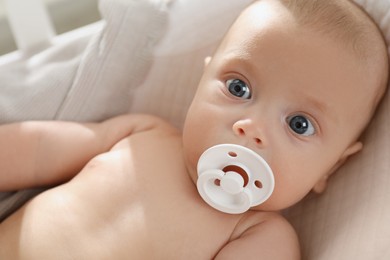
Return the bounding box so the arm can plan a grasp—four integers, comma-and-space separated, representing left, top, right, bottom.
279, 0, 382, 60
278, 0, 389, 126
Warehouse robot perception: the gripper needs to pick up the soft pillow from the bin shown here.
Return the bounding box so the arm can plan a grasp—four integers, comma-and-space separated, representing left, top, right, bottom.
0, 0, 168, 123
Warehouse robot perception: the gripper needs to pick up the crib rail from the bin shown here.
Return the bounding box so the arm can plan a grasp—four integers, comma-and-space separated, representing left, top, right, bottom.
4, 0, 55, 52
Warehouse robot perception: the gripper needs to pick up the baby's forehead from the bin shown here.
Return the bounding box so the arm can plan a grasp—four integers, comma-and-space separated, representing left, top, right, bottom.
238, 0, 388, 111
242, 1, 382, 52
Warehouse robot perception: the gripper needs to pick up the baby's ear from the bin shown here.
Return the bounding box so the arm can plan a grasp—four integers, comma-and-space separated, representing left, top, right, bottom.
204, 56, 212, 68
312, 141, 363, 194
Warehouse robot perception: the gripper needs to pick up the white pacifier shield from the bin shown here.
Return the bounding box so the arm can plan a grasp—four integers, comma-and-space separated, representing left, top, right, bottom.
197, 144, 275, 214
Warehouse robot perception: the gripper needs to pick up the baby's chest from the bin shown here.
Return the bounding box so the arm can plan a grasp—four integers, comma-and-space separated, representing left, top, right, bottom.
72, 137, 238, 258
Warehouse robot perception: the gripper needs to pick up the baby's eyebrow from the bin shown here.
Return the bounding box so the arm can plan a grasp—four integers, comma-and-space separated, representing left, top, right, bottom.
304, 94, 328, 114
222, 51, 258, 72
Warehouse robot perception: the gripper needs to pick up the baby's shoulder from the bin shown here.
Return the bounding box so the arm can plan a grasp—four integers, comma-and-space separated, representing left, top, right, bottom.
220, 211, 300, 259
111, 113, 180, 136
134, 114, 179, 133
237, 211, 299, 243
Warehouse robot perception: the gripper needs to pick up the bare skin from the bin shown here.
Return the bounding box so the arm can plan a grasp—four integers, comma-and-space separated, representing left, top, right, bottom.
0, 0, 386, 259
0, 115, 298, 259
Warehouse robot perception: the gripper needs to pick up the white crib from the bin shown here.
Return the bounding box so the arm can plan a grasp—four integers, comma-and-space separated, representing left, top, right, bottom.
1, 0, 102, 63
5, 0, 55, 53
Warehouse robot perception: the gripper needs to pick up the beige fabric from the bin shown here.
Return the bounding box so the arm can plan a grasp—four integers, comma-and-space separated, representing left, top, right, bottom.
0, 0, 168, 123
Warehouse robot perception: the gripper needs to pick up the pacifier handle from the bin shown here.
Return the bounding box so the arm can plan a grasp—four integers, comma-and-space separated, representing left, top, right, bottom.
197, 169, 252, 214
221, 171, 244, 194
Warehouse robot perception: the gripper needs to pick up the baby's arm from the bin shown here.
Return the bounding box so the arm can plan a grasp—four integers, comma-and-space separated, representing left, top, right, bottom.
0, 114, 163, 191
215, 212, 300, 260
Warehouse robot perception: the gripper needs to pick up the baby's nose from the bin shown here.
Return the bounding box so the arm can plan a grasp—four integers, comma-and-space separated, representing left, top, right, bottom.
232, 119, 263, 146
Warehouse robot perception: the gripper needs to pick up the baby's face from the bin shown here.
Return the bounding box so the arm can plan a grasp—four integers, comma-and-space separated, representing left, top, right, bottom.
183, 0, 373, 211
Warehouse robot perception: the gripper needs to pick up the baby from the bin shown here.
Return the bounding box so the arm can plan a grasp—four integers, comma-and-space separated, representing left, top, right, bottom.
0, 0, 388, 259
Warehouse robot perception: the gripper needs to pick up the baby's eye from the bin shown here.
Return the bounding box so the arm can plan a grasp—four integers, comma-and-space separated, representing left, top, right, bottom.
287, 115, 316, 136
226, 79, 251, 99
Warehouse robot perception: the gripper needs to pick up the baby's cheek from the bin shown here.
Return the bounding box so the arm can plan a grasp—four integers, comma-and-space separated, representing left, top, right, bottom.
263, 163, 309, 210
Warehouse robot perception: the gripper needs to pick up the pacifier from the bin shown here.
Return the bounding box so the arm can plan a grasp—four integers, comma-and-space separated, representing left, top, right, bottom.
197, 144, 274, 214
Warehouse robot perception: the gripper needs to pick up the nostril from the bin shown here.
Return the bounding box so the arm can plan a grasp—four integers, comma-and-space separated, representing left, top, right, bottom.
254, 138, 261, 144
238, 128, 245, 135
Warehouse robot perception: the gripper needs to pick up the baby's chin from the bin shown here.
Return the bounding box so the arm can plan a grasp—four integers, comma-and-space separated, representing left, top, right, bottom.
249, 191, 301, 212
250, 203, 283, 213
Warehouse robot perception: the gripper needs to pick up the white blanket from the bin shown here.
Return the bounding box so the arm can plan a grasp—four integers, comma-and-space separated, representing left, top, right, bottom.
0, 0, 167, 123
